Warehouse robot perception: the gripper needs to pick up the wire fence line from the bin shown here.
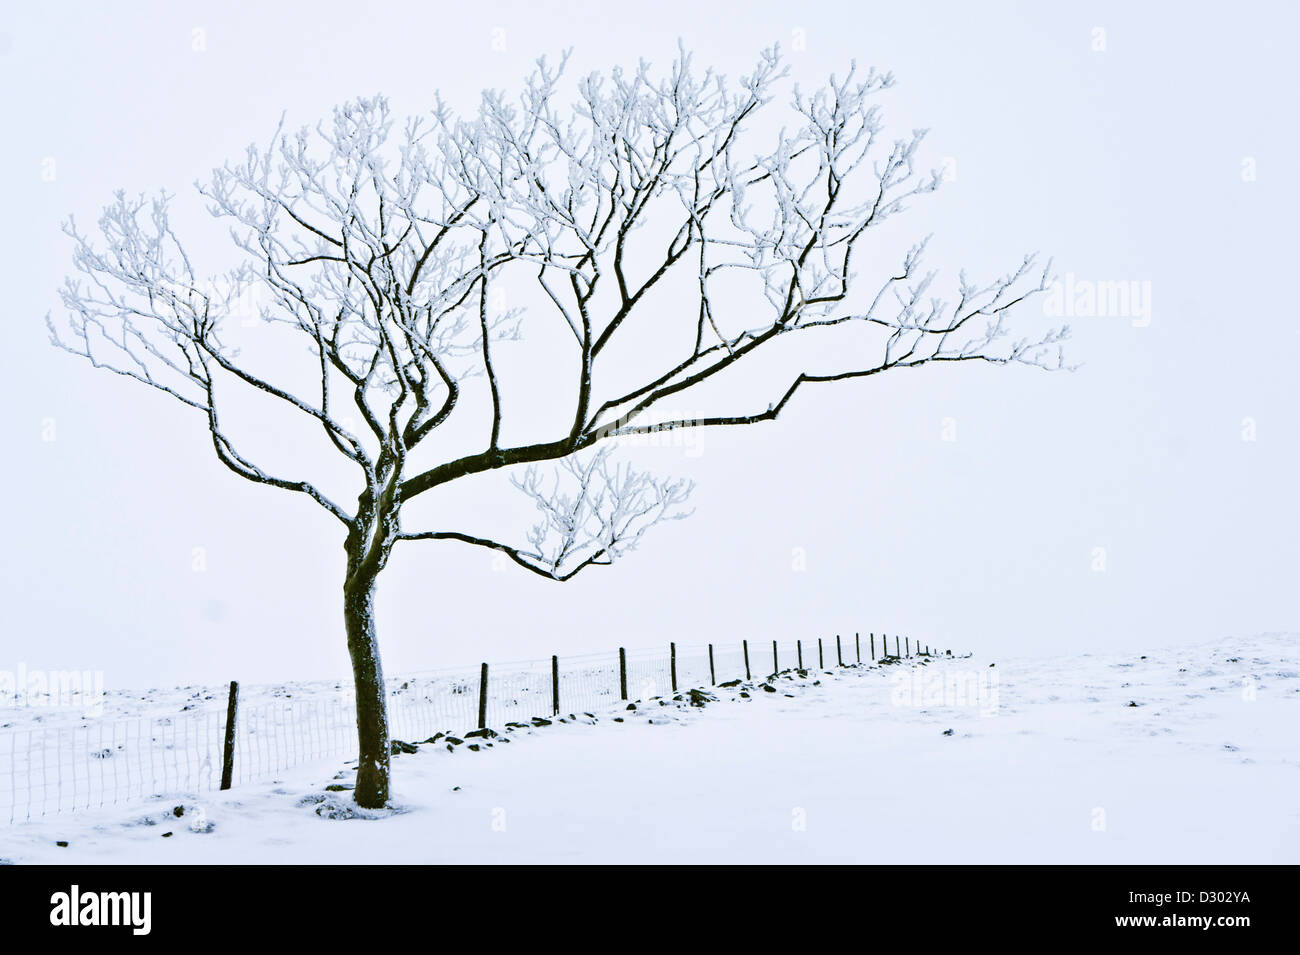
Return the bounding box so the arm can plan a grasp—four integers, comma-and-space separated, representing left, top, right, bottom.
1, 633, 937, 825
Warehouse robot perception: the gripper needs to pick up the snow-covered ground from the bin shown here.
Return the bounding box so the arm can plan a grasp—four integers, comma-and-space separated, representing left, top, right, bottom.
1, 634, 1296, 864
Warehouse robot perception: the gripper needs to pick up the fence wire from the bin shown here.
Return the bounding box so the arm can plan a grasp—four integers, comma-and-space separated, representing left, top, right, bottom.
1, 635, 899, 824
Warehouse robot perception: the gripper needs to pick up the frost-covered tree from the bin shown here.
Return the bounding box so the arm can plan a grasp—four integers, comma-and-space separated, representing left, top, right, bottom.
50, 47, 1067, 807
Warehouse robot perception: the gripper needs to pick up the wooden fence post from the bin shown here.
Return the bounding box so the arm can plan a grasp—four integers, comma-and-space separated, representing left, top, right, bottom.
670, 642, 678, 692
895, 635, 901, 658
478, 663, 489, 728
220, 680, 238, 791
743, 640, 751, 680
855, 632, 861, 664
797, 639, 803, 669
551, 654, 560, 715
836, 634, 843, 667
772, 639, 778, 675
708, 644, 715, 685
906, 637, 910, 658
870, 633, 875, 660
619, 647, 628, 700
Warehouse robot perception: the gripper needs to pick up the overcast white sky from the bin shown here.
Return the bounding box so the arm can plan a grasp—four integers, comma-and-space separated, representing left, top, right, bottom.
1, 0, 1296, 689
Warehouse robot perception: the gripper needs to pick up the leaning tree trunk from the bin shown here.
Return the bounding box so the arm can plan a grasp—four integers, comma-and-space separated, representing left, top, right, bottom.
343, 563, 391, 808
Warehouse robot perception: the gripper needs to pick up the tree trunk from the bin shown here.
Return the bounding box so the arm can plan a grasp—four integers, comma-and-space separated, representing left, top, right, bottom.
344, 565, 391, 808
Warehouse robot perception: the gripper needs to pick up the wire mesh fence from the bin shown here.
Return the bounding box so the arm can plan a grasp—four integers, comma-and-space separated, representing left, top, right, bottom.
1, 633, 930, 825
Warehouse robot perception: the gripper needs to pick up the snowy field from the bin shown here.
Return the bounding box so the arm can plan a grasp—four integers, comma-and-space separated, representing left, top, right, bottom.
1, 634, 1296, 864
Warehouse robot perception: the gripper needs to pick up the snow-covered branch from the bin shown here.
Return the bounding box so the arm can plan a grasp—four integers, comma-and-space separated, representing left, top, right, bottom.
400, 448, 692, 580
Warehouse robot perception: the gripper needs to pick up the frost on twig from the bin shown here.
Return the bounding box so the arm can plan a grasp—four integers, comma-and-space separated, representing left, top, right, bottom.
511, 449, 694, 579
399, 448, 691, 580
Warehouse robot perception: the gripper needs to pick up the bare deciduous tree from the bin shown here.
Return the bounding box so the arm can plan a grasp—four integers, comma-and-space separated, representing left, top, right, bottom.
50, 46, 1067, 807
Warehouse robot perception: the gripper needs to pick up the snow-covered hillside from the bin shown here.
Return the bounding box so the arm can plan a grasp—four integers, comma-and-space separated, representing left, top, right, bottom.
2, 634, 1296, 864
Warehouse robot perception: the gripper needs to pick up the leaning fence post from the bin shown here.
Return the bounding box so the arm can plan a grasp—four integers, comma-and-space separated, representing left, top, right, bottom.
772, 639, 778, 675
818, 638, 824, 669
478, 663, 489, 728
551, 655, 560, 715
708, 644, 716, 685
837, 634, 843, 667
220, 680, 239, 791
895, 635, 901, 658
797, 639, 803, 669
670, 642, 678, 692
743, 640, 751, 681
619, 647, 628, 700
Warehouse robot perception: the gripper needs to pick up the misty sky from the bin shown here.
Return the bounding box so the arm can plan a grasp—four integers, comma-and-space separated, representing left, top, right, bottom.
1, 0, 1296, 689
